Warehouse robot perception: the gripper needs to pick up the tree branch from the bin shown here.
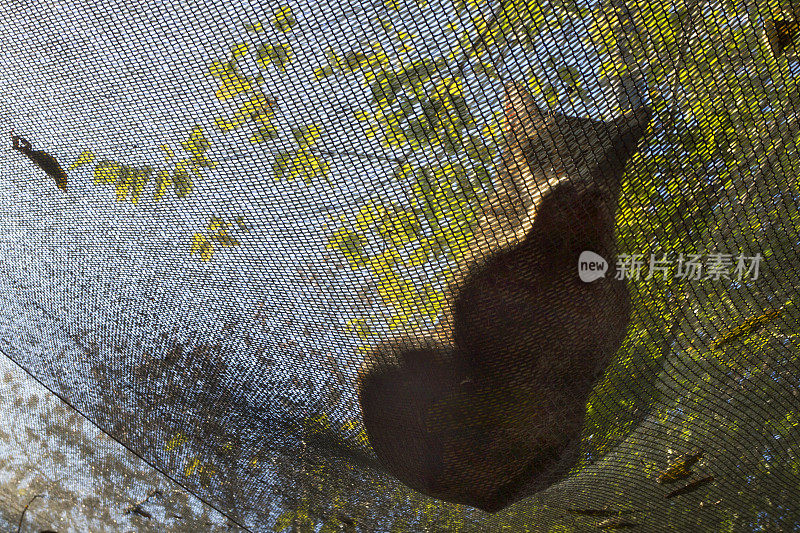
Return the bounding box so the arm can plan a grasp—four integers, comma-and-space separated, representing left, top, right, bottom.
16, 494, 42, 533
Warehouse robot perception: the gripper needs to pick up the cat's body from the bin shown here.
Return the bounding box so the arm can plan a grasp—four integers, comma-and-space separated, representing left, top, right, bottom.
359, 83, 651, 512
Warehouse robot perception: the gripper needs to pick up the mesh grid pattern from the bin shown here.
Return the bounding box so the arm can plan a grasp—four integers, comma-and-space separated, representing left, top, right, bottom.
0, 0, 798, 531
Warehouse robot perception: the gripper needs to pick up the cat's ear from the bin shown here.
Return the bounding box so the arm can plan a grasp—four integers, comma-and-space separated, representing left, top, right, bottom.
502, 81, 651, 190
493, 82, 554, 214
502, 82, 549, 148
601, 106, 652, 180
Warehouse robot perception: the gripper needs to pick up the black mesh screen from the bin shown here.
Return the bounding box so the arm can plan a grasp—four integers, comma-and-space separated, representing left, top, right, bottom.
0, 0, 799, 531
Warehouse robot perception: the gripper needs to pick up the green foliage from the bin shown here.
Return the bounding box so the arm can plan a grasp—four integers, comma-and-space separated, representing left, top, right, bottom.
360, 59, 477, 151
314, 0, 604, 340
214, 92, 279, 143
327, 226, 368, 268
73, 125, 217, 207
190, 215, 249, 261
326, 168, 485, 325
273, 505, 314, 532
315, 43, 389, 80
290, 124, 321, 147
580, 0, 800, 470
272, 124, 330, 183
257, 42, 293, 71
271, 5, 297, 33
208, 43, 261, 100
209, 8, 332, 185
322, 21, 507, 328
308, 1, 800, 528
84, 0, 800, 527
91, 161, 150, 204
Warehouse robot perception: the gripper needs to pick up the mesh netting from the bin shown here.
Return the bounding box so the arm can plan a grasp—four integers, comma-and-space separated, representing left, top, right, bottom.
0, 0, 799, 531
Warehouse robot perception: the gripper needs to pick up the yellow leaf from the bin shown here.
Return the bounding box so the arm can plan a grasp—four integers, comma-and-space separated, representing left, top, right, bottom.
191, 233, 214, 261
314, 65, 334, 79
200, 243, 213, 261
207, 216, 228, 231
346, 318, 372, 339
191, 154, 217, 168
185, 457, 200, 476
215, 72, 253, 100
208, 60, 227, 76
326, 227, 367, 268
69, 150, 96, 171
433, 77, 463, 99
165, 432, 188, 451
215, 116, 244, 132
211, 229, 239, 247
244, 21, 264, 33
172, 161, 194, 198
115, 166, 136, 202
228, 92, 277, 137
256, 43, 292, 72
93, 160, 122, 184
377, 18, 393, 32
130, 167, 152, 204
160, 145, 175, 161
154, 170, 170, 202
293, 124, 322, 147
231, 43, 248, 58
181, 126, 211, 157
282, 148, 329, 184
271, 5, 297, 32
407, 245, 431, 267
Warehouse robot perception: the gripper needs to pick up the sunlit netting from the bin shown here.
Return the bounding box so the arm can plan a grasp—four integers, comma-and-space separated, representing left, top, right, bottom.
0, 0, 799, 531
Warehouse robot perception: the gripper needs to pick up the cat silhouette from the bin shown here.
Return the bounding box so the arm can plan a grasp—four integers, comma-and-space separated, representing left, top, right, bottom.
359, 82, 651, 512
